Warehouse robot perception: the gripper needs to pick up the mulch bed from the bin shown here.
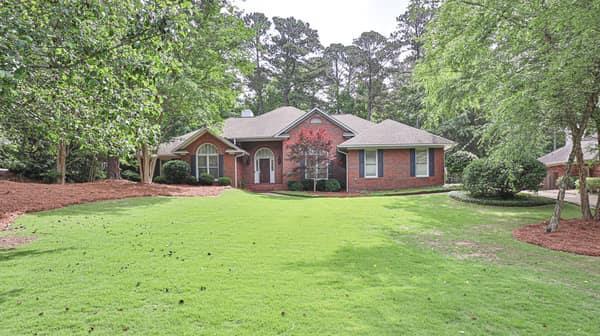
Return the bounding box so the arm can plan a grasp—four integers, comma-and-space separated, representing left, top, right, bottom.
513, 219, 600, 256
0, 180, 226, 248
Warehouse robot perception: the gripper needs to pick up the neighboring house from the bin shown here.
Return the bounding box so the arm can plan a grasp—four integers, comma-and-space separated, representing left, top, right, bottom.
538, 134, 599, 189
157, 106, 455, 192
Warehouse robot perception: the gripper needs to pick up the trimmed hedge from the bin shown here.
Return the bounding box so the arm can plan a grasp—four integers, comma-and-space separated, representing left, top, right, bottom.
153, 175, 168, 184
184, 176, 198, 185
162, 160, 191, 184
217, 177, 231, 186
323, 179, 341, 192
122, 170, 141, 182
287, 180, 303, 191
198, 173, 214, 186
449, 191, 554, 207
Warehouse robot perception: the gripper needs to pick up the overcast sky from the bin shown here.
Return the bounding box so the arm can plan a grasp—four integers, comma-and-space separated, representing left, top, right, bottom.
233, 0, 411, 46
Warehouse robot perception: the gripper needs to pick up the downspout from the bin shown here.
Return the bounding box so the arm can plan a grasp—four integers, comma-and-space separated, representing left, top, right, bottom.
337, 149, 348, 193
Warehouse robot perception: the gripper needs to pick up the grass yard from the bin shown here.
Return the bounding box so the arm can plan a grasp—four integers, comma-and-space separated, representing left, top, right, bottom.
1, 190, 599, 335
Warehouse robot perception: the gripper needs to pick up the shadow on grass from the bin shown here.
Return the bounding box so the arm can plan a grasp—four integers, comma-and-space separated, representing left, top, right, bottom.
0, 288, 23, 304
29, 196, 176, 219
0, 247, 73, 263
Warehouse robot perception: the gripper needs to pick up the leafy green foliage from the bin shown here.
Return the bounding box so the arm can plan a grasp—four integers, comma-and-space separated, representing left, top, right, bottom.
217, 177, 231, 186
121, 170, 141, 182
162, 160, 191, 184
575, 177, 600, 193
446, 150, 478, 182
198, 173, 214, 186
287, 180, 304, 191
463, 157, 546, 198
153, 175, 168, 184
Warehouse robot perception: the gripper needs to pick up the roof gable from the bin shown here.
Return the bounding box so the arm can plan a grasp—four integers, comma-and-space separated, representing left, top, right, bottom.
222, 106, 305, 139
157, 128, 247, 158
274, 108, 356, 136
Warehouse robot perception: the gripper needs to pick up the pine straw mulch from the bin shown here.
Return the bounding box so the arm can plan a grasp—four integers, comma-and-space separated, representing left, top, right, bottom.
0, 180, 226, 248
513, 219, 600, 256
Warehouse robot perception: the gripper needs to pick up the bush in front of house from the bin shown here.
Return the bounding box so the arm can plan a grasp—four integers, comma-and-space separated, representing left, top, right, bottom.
184, 176, 198, 185
217, 177, 231, 186
301, 179, 313, 191
162, 160, 191, 184
463, 157, 546, 198
122, 170, 141, 182
153, 175, 168, 184
323, 179, 341, 192
445, 150, 478, 183
198, 173, 214, 186
287, 180, 303, 191
575, 177, 600, 193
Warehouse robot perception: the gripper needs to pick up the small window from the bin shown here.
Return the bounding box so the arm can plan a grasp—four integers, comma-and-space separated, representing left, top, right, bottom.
310, 117, 322, 124
365, 150, 377, 178
415, 148, 429, 177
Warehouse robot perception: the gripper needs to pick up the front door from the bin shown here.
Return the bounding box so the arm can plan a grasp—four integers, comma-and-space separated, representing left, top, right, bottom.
259, 158, 270, 183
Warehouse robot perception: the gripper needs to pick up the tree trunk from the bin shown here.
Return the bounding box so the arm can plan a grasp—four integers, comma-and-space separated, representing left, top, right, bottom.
595, 121, 600, 220
573, 136, 593, 220
88, 155, 97, 182
546, 149, 576, 232
107, 156, 121, 179
56, 139, 67, 184
138, 143, 157, 184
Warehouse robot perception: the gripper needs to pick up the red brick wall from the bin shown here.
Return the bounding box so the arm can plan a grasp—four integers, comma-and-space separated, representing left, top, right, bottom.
181, 132, 236, 180
237, 141, 283, 186
281, 115, 347, 185
543, 164, 600, 189
346, 148, 445, 192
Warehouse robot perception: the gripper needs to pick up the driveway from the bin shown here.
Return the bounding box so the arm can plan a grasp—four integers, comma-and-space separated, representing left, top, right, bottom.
532, 189, 598, 207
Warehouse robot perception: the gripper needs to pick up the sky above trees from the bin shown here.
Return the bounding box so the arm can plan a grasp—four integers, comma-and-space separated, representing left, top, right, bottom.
235, 0, 410, 45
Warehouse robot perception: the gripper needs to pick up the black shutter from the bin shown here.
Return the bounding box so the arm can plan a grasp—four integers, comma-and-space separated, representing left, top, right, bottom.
377, 150, 384, 177
359, 150, 365, 178
153, 159, 161, 178
409, 149, 416, 177
428, 148, 435, 177
218, 154, 224, 177
328, 160, 334, 178
191, 155, 197, 179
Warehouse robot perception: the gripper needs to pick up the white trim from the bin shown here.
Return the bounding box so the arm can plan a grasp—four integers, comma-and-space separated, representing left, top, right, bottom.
303, 153, 329, 180
196, 143, 219, 179
339, 144, 449, 149
415, 148, 429, 178
364, 149, 378, 179
254, 147, 275, 184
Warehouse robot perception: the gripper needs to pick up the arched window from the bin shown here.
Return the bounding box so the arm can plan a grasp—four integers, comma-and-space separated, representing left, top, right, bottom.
197, 143, 219, 177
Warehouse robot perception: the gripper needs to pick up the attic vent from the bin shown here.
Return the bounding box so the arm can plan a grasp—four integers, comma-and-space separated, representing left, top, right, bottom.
241, 109, 254, 118
310, 117, 322, 124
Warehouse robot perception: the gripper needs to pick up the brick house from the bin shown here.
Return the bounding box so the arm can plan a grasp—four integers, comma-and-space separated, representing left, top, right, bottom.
538, 134, 599, 189
156, 106, 454, 192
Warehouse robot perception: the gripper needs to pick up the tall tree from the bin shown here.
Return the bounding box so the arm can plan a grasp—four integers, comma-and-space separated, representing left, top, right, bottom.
416, 0, 600, 230
353, 31, 392, 121
243, 12, 271, 115
269, 17, 322, 108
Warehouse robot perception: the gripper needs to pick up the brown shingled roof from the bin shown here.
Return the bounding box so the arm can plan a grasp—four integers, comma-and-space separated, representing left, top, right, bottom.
223, 106, 305, 139
538, 136, 598, 166
338, 119, 454, 148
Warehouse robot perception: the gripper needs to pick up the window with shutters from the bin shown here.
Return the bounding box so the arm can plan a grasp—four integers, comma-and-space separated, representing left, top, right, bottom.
197, 143, 219, 177
415, 148, 429, 177
364, 149, 378, 178
304, 149, 328, 180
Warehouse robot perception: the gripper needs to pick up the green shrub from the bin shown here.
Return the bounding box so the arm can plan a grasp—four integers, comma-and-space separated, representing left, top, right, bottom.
153, 175, 168, 184
162, 160, 191, 184
287, 180, 303, 191
463, 157, 546, 198
449, 191, 554, 207
323, 179, 341, 192
184, 175, 198, 185
198, 173, 214, 186
575, 177, 600, 193
316, 179, 327, 191
217, 176, 231, 186
301, 179, 313, 190
446, 150, 478, 182
122, 170, 141, 182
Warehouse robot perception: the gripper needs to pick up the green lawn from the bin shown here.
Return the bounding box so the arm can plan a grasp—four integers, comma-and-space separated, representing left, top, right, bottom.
1, 190, 599, 335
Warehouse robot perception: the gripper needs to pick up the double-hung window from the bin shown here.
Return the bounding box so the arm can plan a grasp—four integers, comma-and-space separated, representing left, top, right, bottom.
305, 150, 328, 180
364, 149, 378, 178
197, 143, 219, 177
415, 148, 429, 177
